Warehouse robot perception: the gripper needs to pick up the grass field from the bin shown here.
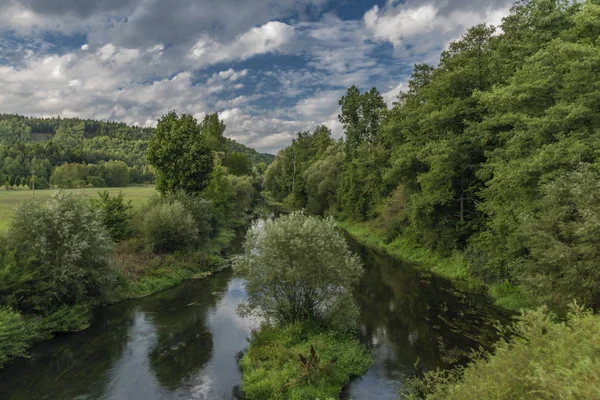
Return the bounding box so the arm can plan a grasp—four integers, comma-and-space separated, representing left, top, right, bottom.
0, 186, 157, 231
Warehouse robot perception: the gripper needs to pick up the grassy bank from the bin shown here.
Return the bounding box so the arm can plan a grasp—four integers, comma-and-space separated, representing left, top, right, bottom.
0, 187, 248, 369
335, 219, 528, 311
0, 186, 157, 231
110, 227, 235, 301
240, 323, 372, 400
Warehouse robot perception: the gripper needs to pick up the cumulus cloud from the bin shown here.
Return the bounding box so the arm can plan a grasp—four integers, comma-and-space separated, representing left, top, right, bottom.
364, 0, 512, 58
189, 22, 295, 66
0, 0, 514, 153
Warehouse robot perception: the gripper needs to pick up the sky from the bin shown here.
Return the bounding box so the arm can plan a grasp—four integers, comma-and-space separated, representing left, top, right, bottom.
0, 0, 514, 154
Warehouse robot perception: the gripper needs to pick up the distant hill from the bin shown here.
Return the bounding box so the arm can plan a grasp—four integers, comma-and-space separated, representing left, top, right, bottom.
226, 138, 274, 164
0, 113, 274, 164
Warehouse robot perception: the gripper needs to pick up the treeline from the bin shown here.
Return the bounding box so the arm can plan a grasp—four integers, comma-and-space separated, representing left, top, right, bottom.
0, 113, 273, 189
0, 111, 263, 368
265, 0, 600, 313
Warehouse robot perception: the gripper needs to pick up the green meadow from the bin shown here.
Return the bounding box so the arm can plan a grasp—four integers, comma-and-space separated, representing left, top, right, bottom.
0, 186, 157, 231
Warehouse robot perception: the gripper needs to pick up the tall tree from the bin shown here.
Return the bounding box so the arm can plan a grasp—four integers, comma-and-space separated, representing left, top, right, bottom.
147, 111, 214, 195
200, 113, 227, 153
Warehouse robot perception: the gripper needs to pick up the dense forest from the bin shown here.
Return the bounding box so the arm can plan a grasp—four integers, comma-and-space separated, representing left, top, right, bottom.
261, 1, 600, 397
265, 0, 600, 314
0, 113, 273, 189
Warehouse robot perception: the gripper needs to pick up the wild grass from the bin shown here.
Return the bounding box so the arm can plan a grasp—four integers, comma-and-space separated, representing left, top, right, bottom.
240, 323, 372, 400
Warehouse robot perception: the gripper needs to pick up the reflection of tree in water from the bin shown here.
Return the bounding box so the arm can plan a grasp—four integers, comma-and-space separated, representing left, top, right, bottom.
0, 304, 136, 400
146, 269, 233, 391
349, 237, 509, 377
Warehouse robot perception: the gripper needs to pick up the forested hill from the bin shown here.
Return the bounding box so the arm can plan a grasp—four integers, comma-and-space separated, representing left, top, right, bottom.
0, 113, 274, 163
264, 0, 600, 313
0, 113, 274, 188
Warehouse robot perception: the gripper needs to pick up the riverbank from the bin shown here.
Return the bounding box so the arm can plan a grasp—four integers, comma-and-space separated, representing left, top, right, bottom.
264, 197, 528, 312
0, 223, 242, 370
336, 219, 528, 312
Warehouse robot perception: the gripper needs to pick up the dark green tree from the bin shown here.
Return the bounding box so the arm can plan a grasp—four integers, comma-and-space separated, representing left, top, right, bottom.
147, 111, 214, 195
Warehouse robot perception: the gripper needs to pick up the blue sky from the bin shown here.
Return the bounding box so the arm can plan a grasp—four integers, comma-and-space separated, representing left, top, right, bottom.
0, 0, 513, 153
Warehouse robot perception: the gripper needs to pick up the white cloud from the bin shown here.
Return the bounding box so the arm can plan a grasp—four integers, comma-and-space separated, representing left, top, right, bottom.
0, 0, 514, 153
383, 81, 409, 106
295, 90, 344, 119
189, 21, 295, 65
364, 1, 511, 58
365, 4, 438, 49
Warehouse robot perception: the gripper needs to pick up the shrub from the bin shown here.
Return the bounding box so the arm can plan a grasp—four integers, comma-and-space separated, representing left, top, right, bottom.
102, 160, 130, 187
404, 305, 600, 400
8, 192, 116, 313
86, 175, 107, 188
240, 323, 371, 400
91, 191, 133, 242
234, 211, 363, 331
142, 200, 199, 253
156, 192, 214, 242
0, 307, 34, 368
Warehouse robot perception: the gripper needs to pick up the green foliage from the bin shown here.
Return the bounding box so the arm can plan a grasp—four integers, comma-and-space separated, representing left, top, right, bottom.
223, 151, 253, 176
200, 113, 227, 153
511, 165, 600, 310
0, 306, 34, 368
157, 192, 213, 243
50, 162, 88, 188
234, 211, 363, 330
240, 323, 372, 400
225, 137, 275, 164
142, 200, 199, 254
338, 86, 387, 156
7, 192, 116, 313
91, 191, 133, 242
263, 126, 334, 205
147, 111, 214, 195
405, 305, 600, 400
267, 0, 600, 311
302, 142, 344, 215
102, 160, 130, 187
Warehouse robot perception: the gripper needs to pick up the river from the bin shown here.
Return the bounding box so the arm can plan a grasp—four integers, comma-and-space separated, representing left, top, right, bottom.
0, 216, 507, 399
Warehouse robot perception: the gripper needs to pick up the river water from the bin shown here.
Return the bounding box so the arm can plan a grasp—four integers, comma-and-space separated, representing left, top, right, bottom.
0, 217, 507, 399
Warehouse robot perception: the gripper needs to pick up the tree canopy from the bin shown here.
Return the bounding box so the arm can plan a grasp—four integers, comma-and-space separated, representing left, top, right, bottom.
234, 212, 363, 330
265, 0, 600, 311
147, 111, 214, 195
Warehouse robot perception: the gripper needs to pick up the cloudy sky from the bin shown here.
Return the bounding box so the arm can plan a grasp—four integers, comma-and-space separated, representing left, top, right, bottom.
0, 0, 513, 153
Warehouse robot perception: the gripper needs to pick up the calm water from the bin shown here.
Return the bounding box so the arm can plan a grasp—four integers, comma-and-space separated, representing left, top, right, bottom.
0, 218, 507, 399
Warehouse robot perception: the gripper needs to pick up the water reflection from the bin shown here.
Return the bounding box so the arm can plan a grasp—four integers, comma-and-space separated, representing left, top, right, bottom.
344, 238, 508, 399
0, 270, 257, 400
0, 217, 507, 400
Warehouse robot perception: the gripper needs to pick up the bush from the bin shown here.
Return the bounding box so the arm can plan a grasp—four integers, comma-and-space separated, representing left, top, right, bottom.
8, 192, 116, 313
102, 160, 130, 187
405, 305, 600, 400
240, 323, 372, 400
0, 307, 34, 368
91, 191, 133, 242
142, 200, 199, 253
156, 192, 214, 242
86, 175, 107, 188
234, 211, 363, 331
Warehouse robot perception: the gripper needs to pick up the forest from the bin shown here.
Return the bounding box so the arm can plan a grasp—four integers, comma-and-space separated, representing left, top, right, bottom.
265, 0, 600, 314
260, 1, 600, 397
0, 113, 273, 189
